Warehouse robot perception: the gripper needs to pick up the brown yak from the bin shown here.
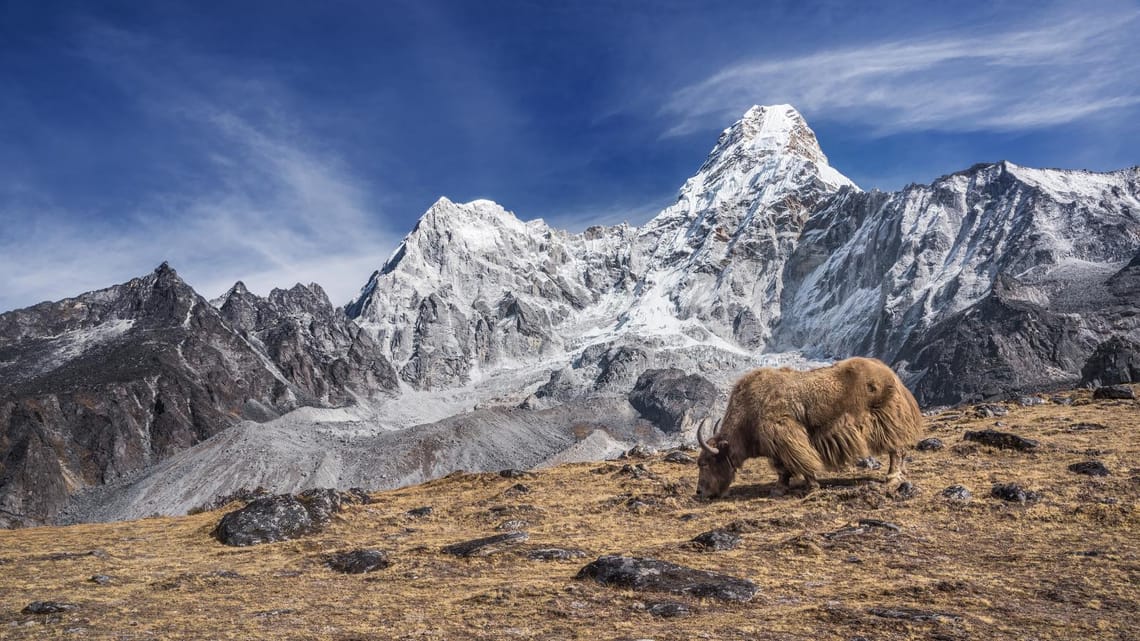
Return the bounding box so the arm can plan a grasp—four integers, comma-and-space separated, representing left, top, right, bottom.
696, 357, 922, 499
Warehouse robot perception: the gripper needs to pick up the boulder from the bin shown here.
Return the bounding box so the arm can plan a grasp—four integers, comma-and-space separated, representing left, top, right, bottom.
991, 483, 1040, 503
691, 529, 741, 551
22, 601, 78, 614
576, 555, 757, 602
627, 369, 717, 433
1068, 461, 1110, 477
324, 549, 390, 574
1093, 385, 1136, 400
442, 531, 529, 558
916, 438, 944, 451
212, 489, 364, 546
1080, 337, 1140, 386
963, 429, 1039, 452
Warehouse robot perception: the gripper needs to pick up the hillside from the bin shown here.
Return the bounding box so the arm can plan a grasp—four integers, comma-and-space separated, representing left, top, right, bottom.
2, 388, 1137, 640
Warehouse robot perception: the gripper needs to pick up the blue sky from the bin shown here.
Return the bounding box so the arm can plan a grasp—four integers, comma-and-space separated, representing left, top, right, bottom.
2, 0, 1138, 311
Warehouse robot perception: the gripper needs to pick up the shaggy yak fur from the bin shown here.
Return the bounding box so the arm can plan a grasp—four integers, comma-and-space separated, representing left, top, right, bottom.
697, 357, 922, 499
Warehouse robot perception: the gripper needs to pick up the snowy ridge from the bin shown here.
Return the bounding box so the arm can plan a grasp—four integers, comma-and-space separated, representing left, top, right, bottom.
346, 106, 1140, 400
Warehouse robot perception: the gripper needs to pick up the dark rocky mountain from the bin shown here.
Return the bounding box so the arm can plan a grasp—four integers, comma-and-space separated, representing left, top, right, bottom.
0, 264, 396, 527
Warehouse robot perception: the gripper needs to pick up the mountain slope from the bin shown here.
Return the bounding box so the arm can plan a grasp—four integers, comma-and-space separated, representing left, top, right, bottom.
2, 390, 1137, 640
0, 265, 398, 526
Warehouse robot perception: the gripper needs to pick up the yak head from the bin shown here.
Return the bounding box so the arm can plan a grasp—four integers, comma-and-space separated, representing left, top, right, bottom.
696, 418, 735, 499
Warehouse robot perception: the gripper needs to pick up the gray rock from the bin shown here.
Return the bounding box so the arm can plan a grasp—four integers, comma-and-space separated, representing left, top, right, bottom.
212, 488, 361, 546
974, 404, 1010, 418
1068, 461, 1110, 477
324, 549, 390, 574
22, 601, 77, 614
691, 529, 741, 551
576, 555, 758, 602
941, 485, 971, 500
89, 575, 114, 585
868, 606, 961, 622
442, 531, 529, 558
527, 548, 587, 561
1081, 337, 1140, 386
915, 438, 944, 451
213, 495, 317, 546
991, 483, 1040, 503
627, 368, 717, 433
1018, 396, 1046, 406
645, 601, 692, 618
406, 506, 433, 518
856, 456, 882, 469
663, 451, 694, 464
963, 429, 1039, 451
1093, 385, 1136, 400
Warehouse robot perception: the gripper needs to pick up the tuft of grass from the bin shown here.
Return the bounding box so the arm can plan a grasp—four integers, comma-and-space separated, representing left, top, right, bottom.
1, 388, 1138, 640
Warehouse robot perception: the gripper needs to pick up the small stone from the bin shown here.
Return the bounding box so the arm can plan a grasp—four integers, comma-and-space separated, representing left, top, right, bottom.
499, 469, 528, 479
664, 451, 694, 464
916, 438, 944, 451
1051, 395, 1074, 405
991, 483, 1040, 503
23, 602, 77, 615
506, 483, 531, 494
442, 532, 529, 558
645, 601, 691, 618
89, 575, 114, 585
1067, 422, 1109, 432
974, 403, 1009, 418
691, 529, 742, 551
857, 518, 901, 532
527, 548, 587, 561
1068, 461, 1110, 477
894, 482, 919, 499
407, 506, 433, 517
622, 444, 656, 459
1093, 384, 1135, 400
324, 549, 390, 574
963, 429, 1039, 452
1018, 396, 1045, 407
941, 485, 972, 500
496, 519, 529, 531
868, 606, 961, 622
856, 456, 881, 470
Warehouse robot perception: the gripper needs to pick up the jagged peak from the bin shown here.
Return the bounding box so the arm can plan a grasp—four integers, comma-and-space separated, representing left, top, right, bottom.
710, 104, 829, 167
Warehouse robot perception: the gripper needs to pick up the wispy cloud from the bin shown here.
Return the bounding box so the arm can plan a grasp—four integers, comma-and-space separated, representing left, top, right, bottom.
663, 6, 1140, 137
0, 23, 398, 312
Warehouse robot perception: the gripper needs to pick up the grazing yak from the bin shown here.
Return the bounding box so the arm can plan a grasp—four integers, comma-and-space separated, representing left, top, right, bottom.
696, 357, 922, 499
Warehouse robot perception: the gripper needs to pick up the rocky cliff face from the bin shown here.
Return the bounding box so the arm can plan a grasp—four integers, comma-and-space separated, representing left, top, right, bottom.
0, 265, 397, 526
346, 197, 636, 388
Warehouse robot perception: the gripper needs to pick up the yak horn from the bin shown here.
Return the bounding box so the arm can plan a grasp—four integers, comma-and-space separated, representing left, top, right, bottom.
698, 417, 721, 455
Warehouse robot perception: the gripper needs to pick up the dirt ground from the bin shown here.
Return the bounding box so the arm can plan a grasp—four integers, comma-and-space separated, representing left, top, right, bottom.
1, 388, 1137, 640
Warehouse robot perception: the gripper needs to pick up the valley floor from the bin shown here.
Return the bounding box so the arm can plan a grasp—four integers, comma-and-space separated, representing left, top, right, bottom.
2, 389, 1138, 640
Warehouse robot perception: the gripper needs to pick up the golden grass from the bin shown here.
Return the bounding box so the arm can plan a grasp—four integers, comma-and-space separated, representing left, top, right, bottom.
2, 389, 1138, 640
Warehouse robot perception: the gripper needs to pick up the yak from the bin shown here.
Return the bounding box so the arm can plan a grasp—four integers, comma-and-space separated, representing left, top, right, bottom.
696, 357, 922, 499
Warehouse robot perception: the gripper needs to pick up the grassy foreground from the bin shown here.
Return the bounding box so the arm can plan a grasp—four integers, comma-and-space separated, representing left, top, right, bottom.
2, 389, 1138, 641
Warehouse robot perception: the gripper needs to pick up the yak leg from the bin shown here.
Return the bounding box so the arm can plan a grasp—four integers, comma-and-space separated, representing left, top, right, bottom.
884, 449, 906, 491
770, 468, 793, 498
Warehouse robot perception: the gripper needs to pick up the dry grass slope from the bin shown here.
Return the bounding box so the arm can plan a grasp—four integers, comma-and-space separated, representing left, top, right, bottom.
2, 389, 1138, 640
